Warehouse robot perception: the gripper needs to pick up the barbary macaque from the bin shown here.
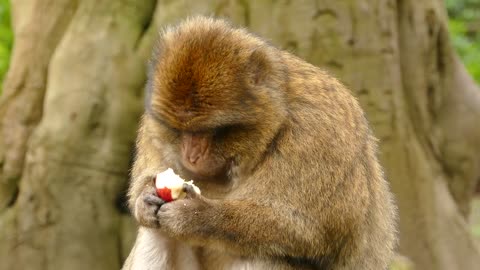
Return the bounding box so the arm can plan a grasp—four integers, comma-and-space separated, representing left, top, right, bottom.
123, 16, 397, 270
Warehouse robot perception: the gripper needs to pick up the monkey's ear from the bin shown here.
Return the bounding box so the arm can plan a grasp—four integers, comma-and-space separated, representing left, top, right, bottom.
247, 49, 272, 86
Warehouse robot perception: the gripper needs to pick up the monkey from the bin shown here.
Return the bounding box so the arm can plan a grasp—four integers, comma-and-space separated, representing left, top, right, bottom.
123, 16, 397, 270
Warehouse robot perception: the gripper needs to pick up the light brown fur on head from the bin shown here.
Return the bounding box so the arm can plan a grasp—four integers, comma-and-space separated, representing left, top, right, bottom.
148, 17, 286, 131
124, 16, 397, 270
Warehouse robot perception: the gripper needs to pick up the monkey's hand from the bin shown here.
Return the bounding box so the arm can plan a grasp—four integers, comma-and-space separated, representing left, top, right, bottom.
134, 183, 166, 228
156, 183, 212, 236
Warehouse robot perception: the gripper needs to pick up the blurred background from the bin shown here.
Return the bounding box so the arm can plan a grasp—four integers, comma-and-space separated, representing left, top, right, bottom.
0, 0, 479, 270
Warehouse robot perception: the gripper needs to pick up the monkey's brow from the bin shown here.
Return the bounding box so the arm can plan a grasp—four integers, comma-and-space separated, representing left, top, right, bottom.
148, 108, 250, 133
148, 111, 180, 131
148, 111, 211, 133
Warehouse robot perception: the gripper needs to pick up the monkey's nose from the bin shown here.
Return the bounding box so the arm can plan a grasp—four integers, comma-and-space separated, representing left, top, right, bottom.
188, 152, 200, 164
187, 145, 202, 164
182, 132, 210, 166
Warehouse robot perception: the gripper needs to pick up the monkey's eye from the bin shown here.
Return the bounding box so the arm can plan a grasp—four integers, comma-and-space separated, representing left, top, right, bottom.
214, 126, 230, 140
165, 126, 181, 139
213, 124, 242, 140
167, 125, 180, 134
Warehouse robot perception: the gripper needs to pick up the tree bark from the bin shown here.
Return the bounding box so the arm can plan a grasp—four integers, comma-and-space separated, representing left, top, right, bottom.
1, 0, 479, 270
0, 1, 156, 269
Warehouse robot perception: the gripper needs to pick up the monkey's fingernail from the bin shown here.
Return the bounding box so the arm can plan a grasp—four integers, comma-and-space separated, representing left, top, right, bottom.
159, 203, 172, 212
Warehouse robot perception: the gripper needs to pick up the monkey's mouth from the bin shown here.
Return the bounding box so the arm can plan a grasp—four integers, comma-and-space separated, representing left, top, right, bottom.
181, 158, 232, 183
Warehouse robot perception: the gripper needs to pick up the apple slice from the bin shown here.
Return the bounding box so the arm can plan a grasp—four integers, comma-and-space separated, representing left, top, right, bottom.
155, 168, 201, 202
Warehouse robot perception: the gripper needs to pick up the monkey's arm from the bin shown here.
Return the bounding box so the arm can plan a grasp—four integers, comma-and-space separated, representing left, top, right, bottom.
127, 116, 169, 224
156, 185, 332, 263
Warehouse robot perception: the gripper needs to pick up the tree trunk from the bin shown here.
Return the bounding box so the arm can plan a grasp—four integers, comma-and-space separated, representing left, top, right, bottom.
0, 0, 156, 269
1, 0, 479, 270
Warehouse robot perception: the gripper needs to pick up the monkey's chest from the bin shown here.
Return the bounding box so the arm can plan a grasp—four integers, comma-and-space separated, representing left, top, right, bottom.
195, 248, 282, 270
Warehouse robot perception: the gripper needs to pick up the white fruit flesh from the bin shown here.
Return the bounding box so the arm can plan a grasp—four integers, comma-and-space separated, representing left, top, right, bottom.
155, 168, 201, 200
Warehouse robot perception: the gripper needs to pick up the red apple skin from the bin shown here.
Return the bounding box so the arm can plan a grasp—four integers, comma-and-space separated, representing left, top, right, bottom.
157, 187, 174, 202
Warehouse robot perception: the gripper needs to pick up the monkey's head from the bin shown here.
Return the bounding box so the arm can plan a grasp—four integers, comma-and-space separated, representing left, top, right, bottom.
145, 17, 287, 180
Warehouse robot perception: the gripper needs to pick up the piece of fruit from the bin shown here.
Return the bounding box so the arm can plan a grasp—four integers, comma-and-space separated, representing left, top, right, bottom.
157, 187, 174, 202
155, 168, 201, 202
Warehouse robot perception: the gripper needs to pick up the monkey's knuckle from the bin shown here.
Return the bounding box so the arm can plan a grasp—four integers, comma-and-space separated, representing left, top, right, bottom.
134, 198, 161, 228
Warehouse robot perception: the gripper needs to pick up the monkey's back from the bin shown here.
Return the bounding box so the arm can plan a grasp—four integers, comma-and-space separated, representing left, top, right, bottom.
274, 52, 398, 269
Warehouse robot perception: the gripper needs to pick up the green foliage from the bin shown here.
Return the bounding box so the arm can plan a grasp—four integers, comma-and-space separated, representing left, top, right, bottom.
472, 198, 480, 239
0, 0, 12, 91
388, 256, 414, 270
446, 0, 480, 83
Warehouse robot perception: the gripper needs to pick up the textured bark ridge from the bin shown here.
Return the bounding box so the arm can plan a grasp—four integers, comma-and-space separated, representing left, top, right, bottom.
0, 1, 156, 269
0, 0, 479, 269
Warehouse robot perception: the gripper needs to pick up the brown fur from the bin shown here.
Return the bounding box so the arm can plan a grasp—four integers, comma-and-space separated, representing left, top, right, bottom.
123, 16, 397, 270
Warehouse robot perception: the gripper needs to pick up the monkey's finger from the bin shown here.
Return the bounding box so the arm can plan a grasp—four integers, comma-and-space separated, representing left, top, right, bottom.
144, 194, 165, 206
182, 183, 201, 199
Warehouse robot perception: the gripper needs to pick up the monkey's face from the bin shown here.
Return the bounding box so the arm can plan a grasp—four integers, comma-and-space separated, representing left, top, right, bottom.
145, 75, 274, 180
146, 113, 257, 181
